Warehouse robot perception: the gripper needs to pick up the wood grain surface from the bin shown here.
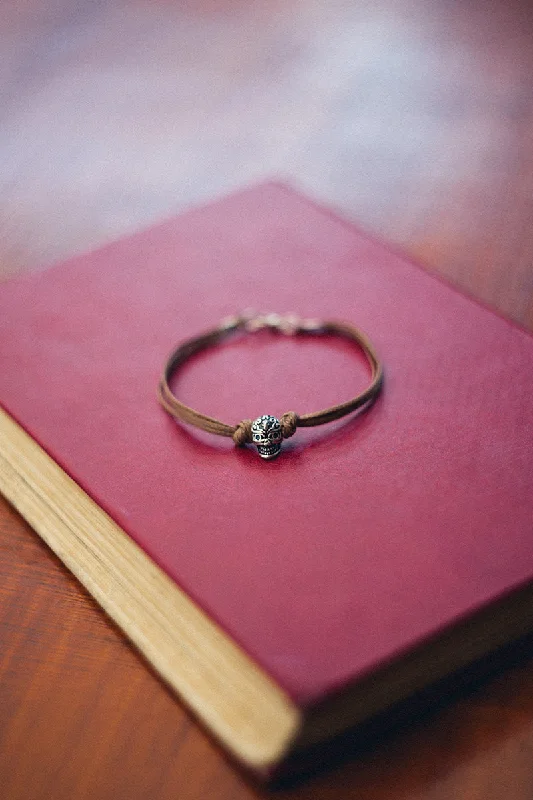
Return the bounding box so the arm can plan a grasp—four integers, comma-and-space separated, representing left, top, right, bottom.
1, 0, 532, 798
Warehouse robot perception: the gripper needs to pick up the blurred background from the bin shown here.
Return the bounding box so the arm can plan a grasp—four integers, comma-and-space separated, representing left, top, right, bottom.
1, 0, 532, 326
1, 2, 533, 799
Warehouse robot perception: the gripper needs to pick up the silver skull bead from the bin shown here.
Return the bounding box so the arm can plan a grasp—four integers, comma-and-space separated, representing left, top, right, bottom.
251, 415, 283, 459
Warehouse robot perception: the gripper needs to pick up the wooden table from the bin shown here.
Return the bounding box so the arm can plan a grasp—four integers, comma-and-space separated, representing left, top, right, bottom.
1, 1, 533, 797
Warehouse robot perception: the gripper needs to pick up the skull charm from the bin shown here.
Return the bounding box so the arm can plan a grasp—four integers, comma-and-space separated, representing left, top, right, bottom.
251, 415, 283, 460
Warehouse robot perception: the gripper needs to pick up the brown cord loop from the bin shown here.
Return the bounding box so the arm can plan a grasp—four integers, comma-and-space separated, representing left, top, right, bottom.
232, 419, 253, 447
158, 313, 383, 450
280, 411, 299, 438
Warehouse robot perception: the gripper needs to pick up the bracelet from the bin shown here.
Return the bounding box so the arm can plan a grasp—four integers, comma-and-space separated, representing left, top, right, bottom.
158, 312, 383, 460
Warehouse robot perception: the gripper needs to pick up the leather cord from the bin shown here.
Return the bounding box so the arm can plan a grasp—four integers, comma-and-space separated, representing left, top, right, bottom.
158, 313, 383, 446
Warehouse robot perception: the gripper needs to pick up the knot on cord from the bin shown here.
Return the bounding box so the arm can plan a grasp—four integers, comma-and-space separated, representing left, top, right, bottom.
232, 419, 253, 446
280, 411, 299, 438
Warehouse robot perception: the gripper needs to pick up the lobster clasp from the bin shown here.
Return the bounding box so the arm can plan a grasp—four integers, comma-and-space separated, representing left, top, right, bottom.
220, 311, 326, 336
243, 312, 302, 335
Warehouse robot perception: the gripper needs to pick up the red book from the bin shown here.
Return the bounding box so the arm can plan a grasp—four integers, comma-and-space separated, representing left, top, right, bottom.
1, 182, 532, 777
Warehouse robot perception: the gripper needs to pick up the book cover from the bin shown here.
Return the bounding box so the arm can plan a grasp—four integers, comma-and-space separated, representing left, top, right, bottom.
1, 182, 532, 775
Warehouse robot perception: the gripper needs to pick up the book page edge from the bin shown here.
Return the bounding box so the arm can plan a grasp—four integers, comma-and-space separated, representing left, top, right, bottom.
0, 408, 300, 771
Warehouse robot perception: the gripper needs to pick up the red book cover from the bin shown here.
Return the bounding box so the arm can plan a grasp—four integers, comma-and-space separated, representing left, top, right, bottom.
1, 182, 532, 758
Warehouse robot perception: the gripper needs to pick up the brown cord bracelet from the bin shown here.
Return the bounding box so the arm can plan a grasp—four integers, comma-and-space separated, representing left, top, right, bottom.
158, 312, 383, 459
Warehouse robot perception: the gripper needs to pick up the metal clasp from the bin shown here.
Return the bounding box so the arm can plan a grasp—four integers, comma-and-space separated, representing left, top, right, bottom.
219, 311, 326, 336
244, 312, 298, 335
244, 312, 326, 335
